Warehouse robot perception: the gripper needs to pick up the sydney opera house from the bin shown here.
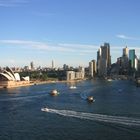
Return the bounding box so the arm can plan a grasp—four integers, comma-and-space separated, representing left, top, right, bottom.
0, 67, 30, 88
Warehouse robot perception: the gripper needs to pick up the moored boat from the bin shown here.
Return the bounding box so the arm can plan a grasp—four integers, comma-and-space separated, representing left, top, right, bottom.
69, 85, 77, 89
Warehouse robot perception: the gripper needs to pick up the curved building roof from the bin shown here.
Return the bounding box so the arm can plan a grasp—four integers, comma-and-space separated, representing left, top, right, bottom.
0, 67, 19, 81
3, 70, 16, 81
6, 67, 16, 79
0, 73, 13, 81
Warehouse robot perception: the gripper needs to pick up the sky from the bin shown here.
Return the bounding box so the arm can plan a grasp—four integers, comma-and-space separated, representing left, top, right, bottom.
0, 0, 140, 68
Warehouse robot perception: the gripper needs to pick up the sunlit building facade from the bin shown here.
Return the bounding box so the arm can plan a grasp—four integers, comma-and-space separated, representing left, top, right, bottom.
0, 67, 30, 88
129, 49, 135, 69
89, 60, 96, 78
97, 43, 111, 76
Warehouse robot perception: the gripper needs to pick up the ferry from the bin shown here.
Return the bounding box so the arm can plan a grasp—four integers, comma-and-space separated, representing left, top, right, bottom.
87, 96, 95, 102
50, 89, 59, 96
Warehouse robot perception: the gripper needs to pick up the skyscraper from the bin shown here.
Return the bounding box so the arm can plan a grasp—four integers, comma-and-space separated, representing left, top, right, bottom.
97, 48, 101, 74
121, 46, 129, 70
123, 46, 129, 57
52, 60, 55, 69
30, 61, 34, 70
97, 43, 111, 76
89, 60, 96, 78
129, 49, 135, 69
102, 43, 111, 68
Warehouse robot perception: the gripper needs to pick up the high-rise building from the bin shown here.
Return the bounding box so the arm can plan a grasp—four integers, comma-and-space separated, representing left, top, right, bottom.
89, 60, 96, 78
129, 49, 135, 69
123, 46, 129, 57
135, 57, 138, 71
97, 48, 101, 73
30, 61, 34, 70
101, 43, 111, 68
52, 60, 55, 69
97, 43, 111, 76
121, 46, 129, 70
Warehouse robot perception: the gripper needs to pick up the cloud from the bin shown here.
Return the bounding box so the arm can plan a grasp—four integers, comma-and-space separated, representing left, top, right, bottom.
116, 34, 140, 41
0, 39, 98, 55
0, 0, 29, 7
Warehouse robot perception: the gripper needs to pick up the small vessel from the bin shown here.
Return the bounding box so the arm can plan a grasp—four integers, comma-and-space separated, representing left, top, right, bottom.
69, 85, 77, 89
41, 107, 49, 112
107, 78, 113, 82
87, 96, 95, 102
50, 89, 59, 96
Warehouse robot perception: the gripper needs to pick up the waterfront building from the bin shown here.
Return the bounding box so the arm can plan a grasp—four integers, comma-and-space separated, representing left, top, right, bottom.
97, 48, 101, 74
66, 67, 85, 81
101, 43, 111, 68
135, 57, 138, 71
129, 49, 136, 69
66, 71, 75, 81
78, 66, 85, 79
97, 43, 111, 76
119, 46, 129, 73
0, 67, 30, 88
89, 60, 96, 78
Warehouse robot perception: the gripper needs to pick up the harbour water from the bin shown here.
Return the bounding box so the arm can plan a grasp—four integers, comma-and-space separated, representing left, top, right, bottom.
0, 79, 140, 140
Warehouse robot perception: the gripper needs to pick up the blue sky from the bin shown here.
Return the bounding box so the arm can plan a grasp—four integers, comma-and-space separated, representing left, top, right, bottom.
0, 0, 140, 68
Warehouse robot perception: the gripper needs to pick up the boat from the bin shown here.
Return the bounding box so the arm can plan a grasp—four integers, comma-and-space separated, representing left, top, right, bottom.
107, 78, 113, 82
50, 89, 59, 96
87, 96, 95, 102
41, 107, 49, 112
69, 85, 77, 89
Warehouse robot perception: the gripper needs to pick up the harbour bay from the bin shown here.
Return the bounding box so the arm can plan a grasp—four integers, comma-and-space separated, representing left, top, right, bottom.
0, 79, 140, 140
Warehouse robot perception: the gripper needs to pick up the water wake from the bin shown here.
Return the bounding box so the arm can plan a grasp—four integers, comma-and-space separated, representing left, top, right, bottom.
42, 107, 140, 127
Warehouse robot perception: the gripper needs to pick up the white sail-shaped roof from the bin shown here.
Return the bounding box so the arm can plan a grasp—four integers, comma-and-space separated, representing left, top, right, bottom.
4, 70, 16, 81
0, 73, 13, 81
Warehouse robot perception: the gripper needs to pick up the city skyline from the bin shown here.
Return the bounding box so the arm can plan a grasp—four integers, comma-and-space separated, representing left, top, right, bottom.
0, 0, 140, 67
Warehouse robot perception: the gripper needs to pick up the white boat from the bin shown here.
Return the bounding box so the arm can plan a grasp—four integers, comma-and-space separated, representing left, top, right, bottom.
87, 96, 95, 102
69, 86, 77, 89
50, 89, 59, 96
41, 107, 49, 112
107, 78, 113, 82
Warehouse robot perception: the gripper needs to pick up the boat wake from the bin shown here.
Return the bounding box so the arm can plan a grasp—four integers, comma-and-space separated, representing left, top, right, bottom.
80, 89, 94, 100
41, 107, 140, 127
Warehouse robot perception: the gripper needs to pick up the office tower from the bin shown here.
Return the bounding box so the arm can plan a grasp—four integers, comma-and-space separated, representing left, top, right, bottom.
120, 46, 129, 70
129, 49, 135, 69
123, 46, 129, 57
52, 60, 55, 69
89, 60, 96, 78
97, 43, 111, 76
97, 48, 101, 73
30, 61, 34, 70
135, 57, 138, 71
101, 43, 111, 68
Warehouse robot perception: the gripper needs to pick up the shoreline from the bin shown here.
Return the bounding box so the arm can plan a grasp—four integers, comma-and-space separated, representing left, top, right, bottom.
0, 79, 85, 89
